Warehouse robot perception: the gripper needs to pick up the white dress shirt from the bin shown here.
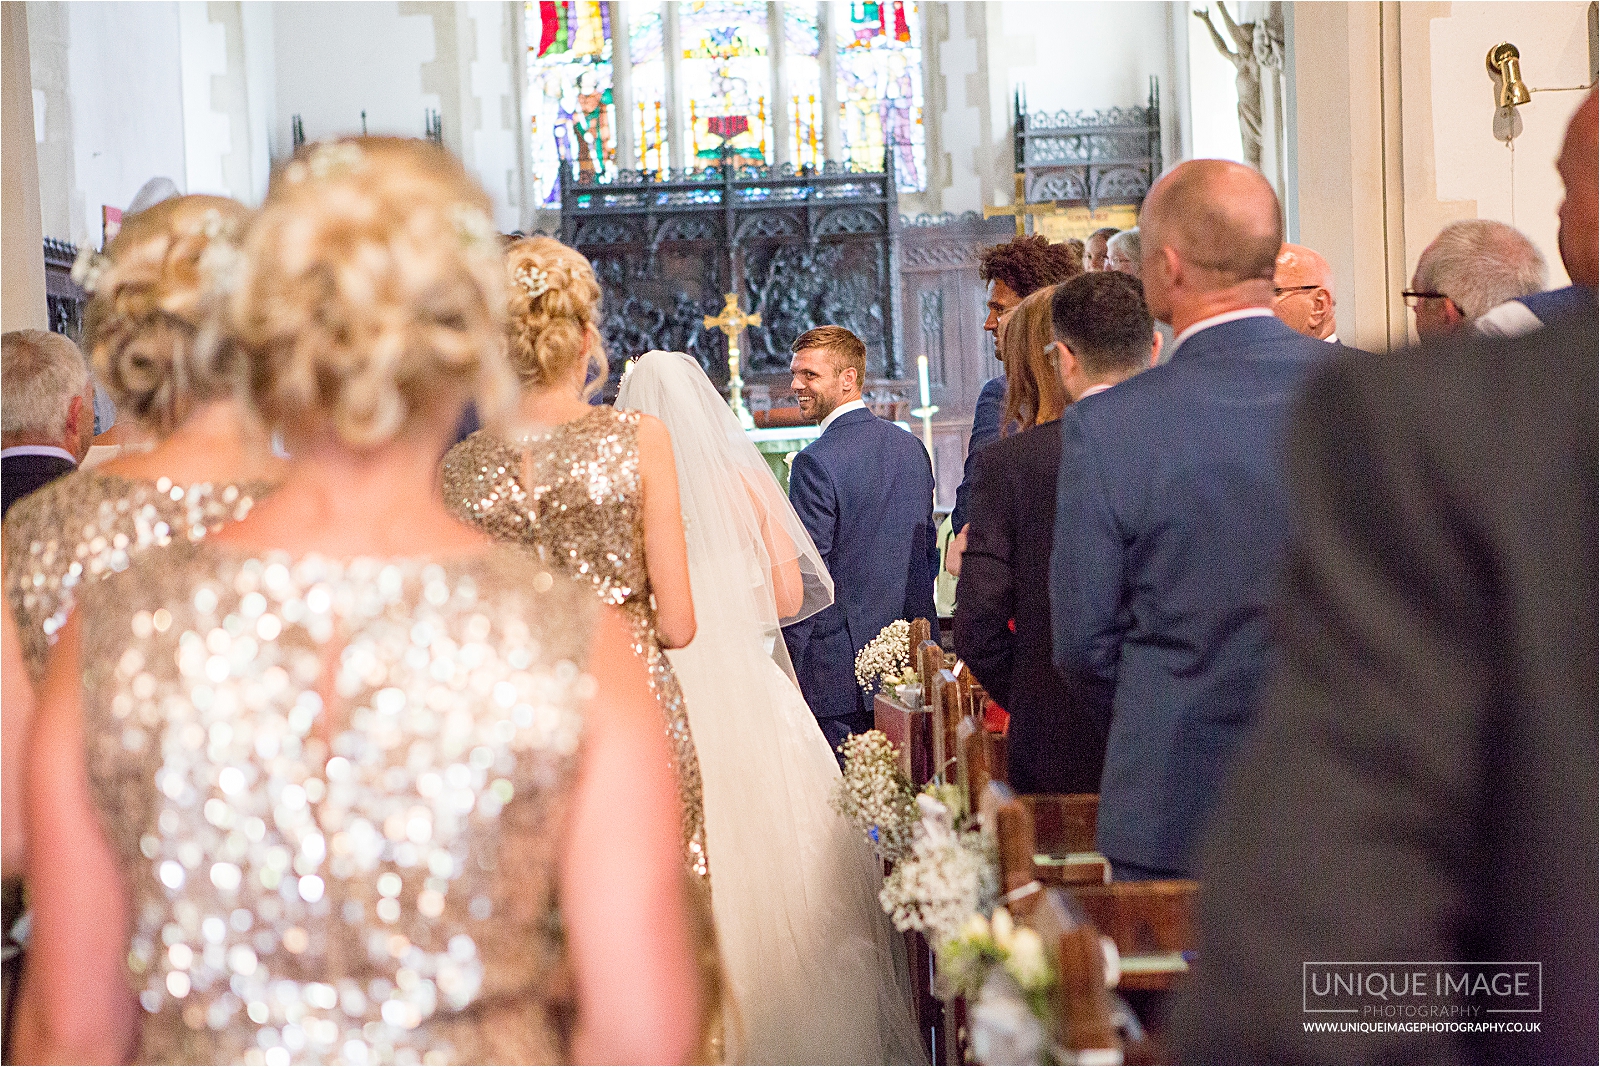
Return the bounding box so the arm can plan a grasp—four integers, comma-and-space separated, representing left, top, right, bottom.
0, 444, 78, 466
819, 397, 867, 433
1171, 307, 1277, 357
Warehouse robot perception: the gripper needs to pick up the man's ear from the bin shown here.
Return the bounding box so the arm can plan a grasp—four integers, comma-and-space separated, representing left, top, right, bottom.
1148, 331, 1163, 367
1310, 288, 1333, 328
64, 393, 86, 440
1442, 298, 1465, 326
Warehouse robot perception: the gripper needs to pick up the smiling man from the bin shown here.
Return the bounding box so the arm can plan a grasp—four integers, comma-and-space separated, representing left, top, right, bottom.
783, 325, 938, 753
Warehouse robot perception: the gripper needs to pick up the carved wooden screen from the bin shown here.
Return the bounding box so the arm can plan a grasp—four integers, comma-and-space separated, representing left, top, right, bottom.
560, 157, 903, 396
1017, 77, 1163, 210
43, 238, 86, 342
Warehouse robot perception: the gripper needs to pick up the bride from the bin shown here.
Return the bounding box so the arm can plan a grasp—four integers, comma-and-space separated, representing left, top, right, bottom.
618, 351, 925, 1065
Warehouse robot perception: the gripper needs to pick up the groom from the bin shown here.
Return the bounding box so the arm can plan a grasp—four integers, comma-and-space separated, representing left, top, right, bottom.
783, 325, 939, 752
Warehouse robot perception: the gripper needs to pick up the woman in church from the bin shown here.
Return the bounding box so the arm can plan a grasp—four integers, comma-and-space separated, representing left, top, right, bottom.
11, 136, 701, 1065
616, 350, 926, 1066
997, 282, 1069, 433
439, 237, 711, 890
2, 193, 283, 873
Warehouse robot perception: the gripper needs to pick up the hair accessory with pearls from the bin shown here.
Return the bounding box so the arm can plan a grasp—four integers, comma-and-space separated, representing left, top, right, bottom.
283, 141, 367, 185
70, 246, 113, 294
514, 263, 552, 300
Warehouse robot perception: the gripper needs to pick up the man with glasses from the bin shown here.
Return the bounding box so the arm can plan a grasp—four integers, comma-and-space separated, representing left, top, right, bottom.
1404, 219, 1546, 340
1272, 243, 1338, 342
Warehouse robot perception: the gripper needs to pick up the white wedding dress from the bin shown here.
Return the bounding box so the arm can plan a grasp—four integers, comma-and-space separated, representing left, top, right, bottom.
619, 352, 925, 1066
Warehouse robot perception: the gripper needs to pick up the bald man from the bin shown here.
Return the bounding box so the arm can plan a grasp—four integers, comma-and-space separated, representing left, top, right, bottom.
1476, 88, 1598, 338
1273, 243, 1338, 341
1051, 159, 1340, 882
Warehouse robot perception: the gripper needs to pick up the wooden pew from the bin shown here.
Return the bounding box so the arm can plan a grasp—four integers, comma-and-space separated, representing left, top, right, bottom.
986, 784, 1196, 994
1012, 887, 1121, 1061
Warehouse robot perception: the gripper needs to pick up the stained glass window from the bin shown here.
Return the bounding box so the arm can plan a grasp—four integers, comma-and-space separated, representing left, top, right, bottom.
836, 0, 925, 190
527, 1, 615, 204
629, 3, 668, 175
679, 1, 773, 165
784, 4, 823, 169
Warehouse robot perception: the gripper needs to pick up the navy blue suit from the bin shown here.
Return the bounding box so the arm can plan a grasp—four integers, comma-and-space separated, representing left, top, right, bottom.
1051, 314, 1336, 877
950, 374, 1007, 533
784, 406, 939, 749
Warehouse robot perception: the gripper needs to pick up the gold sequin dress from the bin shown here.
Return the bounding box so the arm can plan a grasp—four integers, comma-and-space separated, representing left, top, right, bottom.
3, 470, 268, 685
78, 542, 597, 1065
441, 407, 709, 883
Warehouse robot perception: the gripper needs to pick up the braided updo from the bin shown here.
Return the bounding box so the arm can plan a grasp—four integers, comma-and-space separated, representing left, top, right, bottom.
224, 137, 516, 447
504, 237, 608, 395
80, 194, 250, 435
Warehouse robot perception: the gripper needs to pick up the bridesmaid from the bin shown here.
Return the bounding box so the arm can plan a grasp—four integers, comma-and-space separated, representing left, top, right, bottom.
441, 237, 709, 885
2, 195, 281, 905
12, 136, 699, 1065
3, 194, 282, 692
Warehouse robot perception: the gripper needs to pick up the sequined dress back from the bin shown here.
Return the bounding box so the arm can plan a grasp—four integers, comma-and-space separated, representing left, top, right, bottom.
3, 468, 268, 684
79, 542, 597, 1065
440, 407, 707, 881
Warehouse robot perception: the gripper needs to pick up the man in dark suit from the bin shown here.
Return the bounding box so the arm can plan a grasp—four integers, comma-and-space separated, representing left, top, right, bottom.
955, 272, 1160, 794
2, 330, 94, 518
948, 236, 1082, 566
1174, 311, 1598, 1066
783, 325, 938, 750
1051, 159, 1337, 881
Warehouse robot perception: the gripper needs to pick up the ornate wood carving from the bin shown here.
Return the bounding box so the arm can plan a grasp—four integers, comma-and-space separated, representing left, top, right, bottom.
1015, 79, 1163, 211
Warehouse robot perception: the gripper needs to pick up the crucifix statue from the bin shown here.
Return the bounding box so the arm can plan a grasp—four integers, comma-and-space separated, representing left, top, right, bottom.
1195, 3, 1264, 171
703, 292, 761, 430
983, 172, 1069, 236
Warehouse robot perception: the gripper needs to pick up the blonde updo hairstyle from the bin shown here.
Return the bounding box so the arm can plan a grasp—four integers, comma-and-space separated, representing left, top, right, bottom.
81, 194, 251, 435
505, 237, 608, 397
225, 137, 516, 447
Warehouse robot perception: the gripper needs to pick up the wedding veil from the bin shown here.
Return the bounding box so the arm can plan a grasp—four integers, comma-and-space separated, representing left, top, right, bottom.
616, 350, 833, 682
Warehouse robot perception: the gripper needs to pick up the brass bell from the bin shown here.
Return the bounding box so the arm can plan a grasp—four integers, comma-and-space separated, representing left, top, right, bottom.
1487, 42, 1533, 109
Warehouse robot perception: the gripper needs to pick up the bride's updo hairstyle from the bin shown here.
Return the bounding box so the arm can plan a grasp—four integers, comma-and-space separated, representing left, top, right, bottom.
504, 236, 608, 397
226, 137, 515, 447
79, 194, 251, 434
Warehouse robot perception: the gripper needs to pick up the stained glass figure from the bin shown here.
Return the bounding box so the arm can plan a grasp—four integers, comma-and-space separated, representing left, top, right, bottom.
629, 3, 669, 175
679, 1, 773, 165
835, 0, 925, 190
527, 1, 615, 204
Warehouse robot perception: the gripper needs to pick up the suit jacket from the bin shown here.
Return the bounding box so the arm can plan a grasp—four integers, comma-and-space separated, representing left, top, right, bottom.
950, 374, 1007, 533
955, 419, 1107, 794
1051, 314, 1335, 874
783, 406, 938, 724
1175, 310, 1598, 1065
2, 452, 77, 518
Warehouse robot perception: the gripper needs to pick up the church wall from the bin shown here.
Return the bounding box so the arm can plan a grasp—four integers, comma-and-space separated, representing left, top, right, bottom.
179, 1, 235, 198
267, 2, 439, 156
4, 1, 47, 330
1287, 0, 1592, 352
916, 0, 1180, 217
27, 1, 192, 248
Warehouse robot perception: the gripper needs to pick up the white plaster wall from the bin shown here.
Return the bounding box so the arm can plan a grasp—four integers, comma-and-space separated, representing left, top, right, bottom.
464, 0, 521, 229
268, 2, 439, 156
64, 1, 189, 244
179, 0, 233, 196
1426, 2, 1591, 285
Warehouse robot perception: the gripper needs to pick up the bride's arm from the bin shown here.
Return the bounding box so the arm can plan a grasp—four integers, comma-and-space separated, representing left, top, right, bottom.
635, 415, 697, 648
11, 615, 140, 1063
741, 471, 805, 619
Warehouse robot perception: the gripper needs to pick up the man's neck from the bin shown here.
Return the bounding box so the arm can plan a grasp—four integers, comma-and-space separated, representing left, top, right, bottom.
1166, 281, 1274, 336
819, 394, 865, 430
1, 431, 73, 455
1074, 372, 1136, 402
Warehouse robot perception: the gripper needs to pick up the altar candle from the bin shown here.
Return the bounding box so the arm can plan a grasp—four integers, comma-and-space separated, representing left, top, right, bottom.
917, 354, 932, 408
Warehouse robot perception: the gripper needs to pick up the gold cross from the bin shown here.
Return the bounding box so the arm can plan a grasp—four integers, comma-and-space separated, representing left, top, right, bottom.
703, 292, 762, 429
982, 171, 1070, 237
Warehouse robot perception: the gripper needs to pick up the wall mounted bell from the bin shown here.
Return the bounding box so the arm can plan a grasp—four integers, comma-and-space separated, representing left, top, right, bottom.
1487, 43, 1533, 108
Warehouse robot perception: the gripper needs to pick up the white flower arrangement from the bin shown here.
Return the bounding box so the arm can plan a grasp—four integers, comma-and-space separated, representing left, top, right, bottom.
937, 907, 1054, 1014
513, 262, 553, 299
831, 729, 918, 863
878, 794, 998, 945
854, 618, 912, 693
